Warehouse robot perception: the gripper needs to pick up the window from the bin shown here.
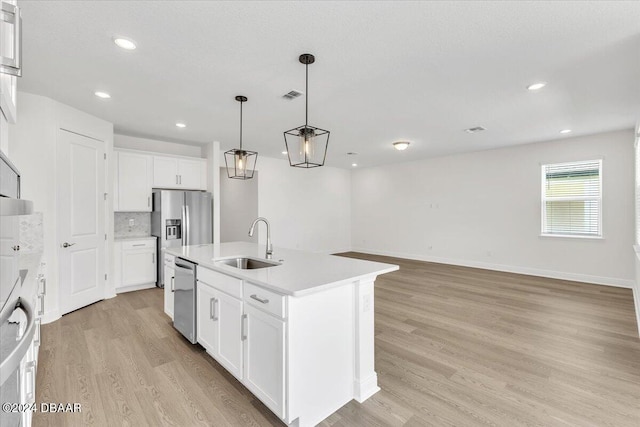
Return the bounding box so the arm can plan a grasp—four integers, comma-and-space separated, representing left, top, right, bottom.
541, 160, 602, 237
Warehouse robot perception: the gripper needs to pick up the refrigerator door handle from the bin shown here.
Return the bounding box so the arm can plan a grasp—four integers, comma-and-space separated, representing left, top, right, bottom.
185, 205, 190, 246
181, 204, 186, 246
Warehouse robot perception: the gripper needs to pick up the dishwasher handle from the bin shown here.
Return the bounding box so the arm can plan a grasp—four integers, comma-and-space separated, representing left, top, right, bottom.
175, 261, 195, 270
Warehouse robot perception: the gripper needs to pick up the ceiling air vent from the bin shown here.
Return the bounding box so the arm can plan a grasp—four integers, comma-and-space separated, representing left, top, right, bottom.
464, 126, 486, 134
282, 90, 304, 100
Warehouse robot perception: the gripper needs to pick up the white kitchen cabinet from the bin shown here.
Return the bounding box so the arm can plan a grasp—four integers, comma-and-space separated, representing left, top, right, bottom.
114, 150, 152, 212
0, 0, 19, 123
114, 238, 157, 293
163, 253, 175, 319
152, 155, 206, 190
243, 304, 286, 419
197, 276, 244, 380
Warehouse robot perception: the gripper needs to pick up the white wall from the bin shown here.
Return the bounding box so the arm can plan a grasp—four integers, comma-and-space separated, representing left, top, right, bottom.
114, 134, 204, 158
352, 129, 635, 287
9, 92, 114, 323
254, 156, 351, 254
219, 168, 259, 243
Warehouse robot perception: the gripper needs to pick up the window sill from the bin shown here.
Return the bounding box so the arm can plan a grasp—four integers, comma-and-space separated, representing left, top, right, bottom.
539, 233, 603, 240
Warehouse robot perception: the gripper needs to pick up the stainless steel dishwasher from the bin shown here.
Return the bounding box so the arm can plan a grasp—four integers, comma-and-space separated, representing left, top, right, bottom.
173, 258, 197, 344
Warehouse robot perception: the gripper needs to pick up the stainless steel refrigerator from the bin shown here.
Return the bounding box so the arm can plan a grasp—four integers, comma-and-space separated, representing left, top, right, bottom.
151, 190, 213, 287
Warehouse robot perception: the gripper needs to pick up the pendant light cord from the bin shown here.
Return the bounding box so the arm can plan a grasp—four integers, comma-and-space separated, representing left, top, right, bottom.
305, 62, 309, 129
239, 99, 243, 151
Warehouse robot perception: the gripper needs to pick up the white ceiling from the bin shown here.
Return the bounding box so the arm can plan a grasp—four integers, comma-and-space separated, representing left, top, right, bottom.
18, 1, 640, 168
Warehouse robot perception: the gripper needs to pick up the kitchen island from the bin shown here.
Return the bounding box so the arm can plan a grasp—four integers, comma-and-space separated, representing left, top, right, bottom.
166, 242, 398, 427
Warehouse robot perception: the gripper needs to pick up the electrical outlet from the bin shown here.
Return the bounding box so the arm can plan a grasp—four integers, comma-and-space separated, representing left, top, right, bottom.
129, 219, 135, 227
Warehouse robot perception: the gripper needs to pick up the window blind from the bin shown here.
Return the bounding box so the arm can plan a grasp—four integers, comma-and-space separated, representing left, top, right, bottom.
541, 160, 602, 237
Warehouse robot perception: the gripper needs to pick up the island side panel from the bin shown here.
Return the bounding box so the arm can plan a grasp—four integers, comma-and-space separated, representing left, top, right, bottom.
286, 283, 355, 427
353, 276, 381, 402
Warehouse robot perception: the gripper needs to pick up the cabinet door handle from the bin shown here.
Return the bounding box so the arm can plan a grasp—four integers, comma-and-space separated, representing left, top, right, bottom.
38, 276, 46, 296
152, 253, 155, 263
241, 314, 247, 341
132, 243, 145, 247
37, 294, 44, 316
210, 297, 218, 320
250, 294, 269, 304
176, 175, 179, 185
171, 276, 175, 292
179, 175, 182, 185
24, 361, 36, 403
147, 196, 150, 207
34, 319, 41, 346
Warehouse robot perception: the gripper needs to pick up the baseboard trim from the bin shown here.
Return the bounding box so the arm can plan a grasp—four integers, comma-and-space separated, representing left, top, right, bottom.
115, 283, 156, 294
351, 247, 634, 289
353, 373, 380, 403
41, 310, 61, 325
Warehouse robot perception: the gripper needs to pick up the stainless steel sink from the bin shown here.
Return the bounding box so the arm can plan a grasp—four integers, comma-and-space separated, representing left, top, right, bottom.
215, 257, 281, 270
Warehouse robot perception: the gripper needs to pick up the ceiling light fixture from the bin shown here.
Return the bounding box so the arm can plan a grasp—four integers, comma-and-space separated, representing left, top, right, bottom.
393, 141, 410, 151
527, 82, 546, 91
94, 91, 111, 99
281, 151, 288, 155
464, 126, 486, 133
175, 122, 186, 128
283, 53, 330, 168
224, 95, 257, 180
113, 37, 137, 50
351, 163, 358, 167
560, 129, 572, 134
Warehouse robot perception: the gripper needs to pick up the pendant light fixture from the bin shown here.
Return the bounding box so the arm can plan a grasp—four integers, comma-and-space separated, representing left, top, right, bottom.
224, 95, 257, 179
283, 53, 330, 168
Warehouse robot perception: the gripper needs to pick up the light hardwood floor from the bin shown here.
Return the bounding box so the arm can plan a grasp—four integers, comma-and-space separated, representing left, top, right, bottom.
34, 253, 640, 426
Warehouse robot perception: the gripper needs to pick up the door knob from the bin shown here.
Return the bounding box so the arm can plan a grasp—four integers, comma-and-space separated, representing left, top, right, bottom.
61, 242, 75, 248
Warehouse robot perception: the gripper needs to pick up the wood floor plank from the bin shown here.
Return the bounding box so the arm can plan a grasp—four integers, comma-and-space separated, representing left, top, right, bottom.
34, 254, 640, 426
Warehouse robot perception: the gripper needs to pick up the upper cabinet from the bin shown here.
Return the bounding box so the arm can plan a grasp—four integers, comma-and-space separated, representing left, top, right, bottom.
152, 155, 206, 190
114, 148, 207, 212
0, 0, 21, 123
115, 150, 152, 212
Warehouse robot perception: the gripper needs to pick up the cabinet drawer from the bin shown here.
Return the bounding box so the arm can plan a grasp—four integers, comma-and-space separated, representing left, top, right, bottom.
243, 282, 286, 319
198, 267, 242, 299
122, 240, 155, 250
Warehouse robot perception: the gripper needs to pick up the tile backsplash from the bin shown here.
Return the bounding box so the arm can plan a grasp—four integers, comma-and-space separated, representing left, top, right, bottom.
19, 212, 44, 254
114, 212, 151, 238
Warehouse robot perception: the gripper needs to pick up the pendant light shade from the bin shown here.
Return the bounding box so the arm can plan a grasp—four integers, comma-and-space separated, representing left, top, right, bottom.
283, 54, 330, 168
225, 95, 257, 179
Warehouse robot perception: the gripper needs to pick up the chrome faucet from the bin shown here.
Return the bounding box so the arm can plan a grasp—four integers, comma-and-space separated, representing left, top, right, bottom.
248, 217, 273, 259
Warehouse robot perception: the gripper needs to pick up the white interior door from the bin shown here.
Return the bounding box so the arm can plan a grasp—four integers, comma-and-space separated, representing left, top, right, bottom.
57, 129, 106, 315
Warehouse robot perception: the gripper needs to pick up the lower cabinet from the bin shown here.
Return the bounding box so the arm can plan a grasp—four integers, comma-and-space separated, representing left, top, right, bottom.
196, 267, 286, 417
197, 280, 243, 379
114, 238, 157, 293
243, 304, 285, 418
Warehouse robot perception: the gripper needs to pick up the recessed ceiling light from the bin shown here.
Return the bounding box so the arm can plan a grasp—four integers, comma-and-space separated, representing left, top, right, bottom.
393, 141, 410, 151
113, 37, 137, 50
527, 82, 546, 91
560, 129, 572, 134
175, 123, 186, 128
281, 151, 288, 155
464, 126, 486, 134
351, 163, 358, 167
94, 91, 111, 99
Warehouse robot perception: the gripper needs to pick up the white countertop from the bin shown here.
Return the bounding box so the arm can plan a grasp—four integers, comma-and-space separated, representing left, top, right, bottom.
115, 236, 157, 242
166, 242, 399, 296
